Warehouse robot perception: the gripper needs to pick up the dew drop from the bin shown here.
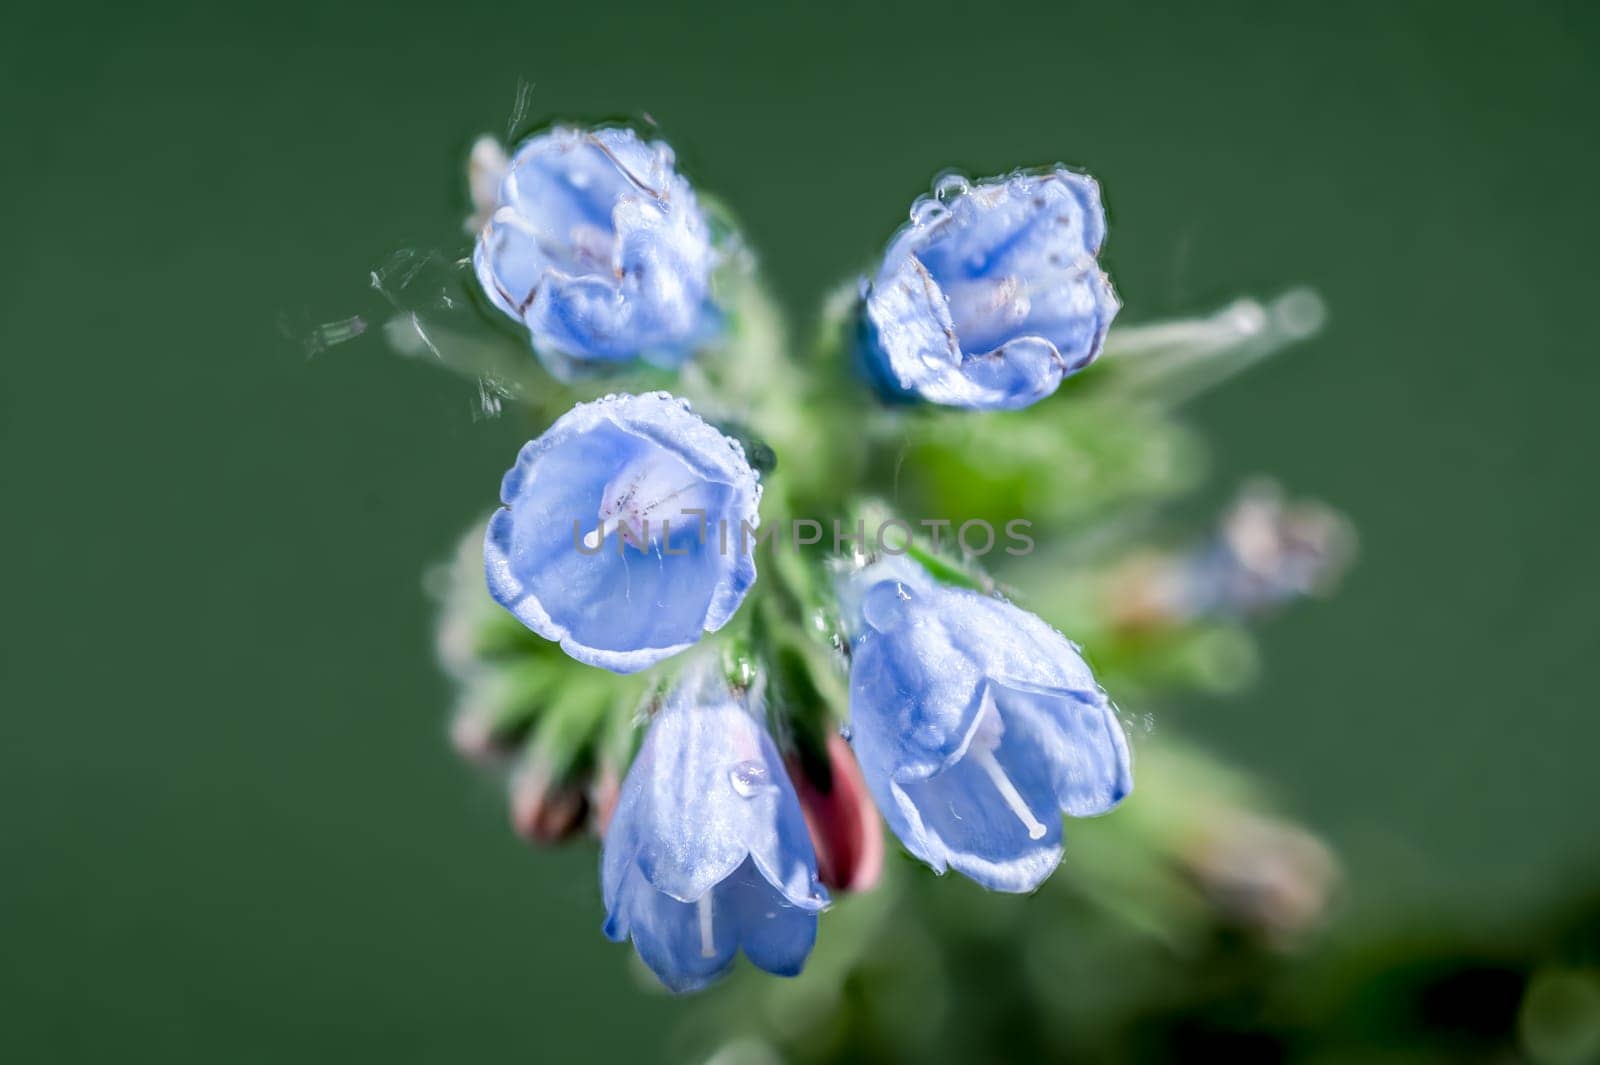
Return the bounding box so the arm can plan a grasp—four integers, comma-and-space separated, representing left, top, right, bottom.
932, 173, 970, 202
729, 760, 775, 798
1273, 287, 1327, 339
909, 197, 948, 228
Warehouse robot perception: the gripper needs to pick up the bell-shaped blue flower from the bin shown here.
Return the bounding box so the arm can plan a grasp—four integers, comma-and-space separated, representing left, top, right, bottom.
844, 560, 1132, 892
472, 126, 719, 376
484, 392, 761, 673
860, 169, 1119, 410
601, 667, 828, 992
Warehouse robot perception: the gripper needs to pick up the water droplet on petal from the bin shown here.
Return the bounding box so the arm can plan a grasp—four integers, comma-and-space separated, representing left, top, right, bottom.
909, 197, 948, 228
932, 173, 970, 202
1273, 287, 1327, 339
729, 760, 775, 798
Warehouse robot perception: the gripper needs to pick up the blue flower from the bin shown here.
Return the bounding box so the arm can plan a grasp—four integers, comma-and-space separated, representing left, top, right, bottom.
601, 667, 828, 992
472, 126, 719, 376
860, 169, 1119, 410
484, 392, 761, 674
844, 560, 1132, 892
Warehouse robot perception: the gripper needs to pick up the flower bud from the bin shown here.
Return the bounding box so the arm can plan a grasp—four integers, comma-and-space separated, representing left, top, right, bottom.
1179, 811, 1339, 947
509, 761, 591, 845
1105, 482, 1355, 631
787, 733, 884, 894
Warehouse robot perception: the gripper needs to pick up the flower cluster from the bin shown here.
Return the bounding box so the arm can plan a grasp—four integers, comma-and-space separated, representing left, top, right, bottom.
418, 120, 1341, 996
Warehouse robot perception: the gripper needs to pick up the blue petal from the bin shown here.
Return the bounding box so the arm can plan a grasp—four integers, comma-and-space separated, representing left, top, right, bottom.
604, 858, 819, 993
602, 670, 827, 908
991, 682, 1132, 818
891, 741, 1065, 892
722, 860, 819, 978
629, 699, 784, 903
611, 870, 738, 994
847, 564, 1101, 775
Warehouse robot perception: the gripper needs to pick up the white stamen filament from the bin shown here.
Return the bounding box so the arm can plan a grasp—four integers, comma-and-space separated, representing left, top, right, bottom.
697, 893, 716, 958
969, 745, 1047, 840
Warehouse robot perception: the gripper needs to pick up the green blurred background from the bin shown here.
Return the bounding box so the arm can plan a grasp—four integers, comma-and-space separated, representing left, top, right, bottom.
3, 0, 1597, 1059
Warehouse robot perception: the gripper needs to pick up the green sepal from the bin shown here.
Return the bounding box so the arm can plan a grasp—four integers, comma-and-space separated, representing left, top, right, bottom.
455, 657, 566, 749
524, 674, 622, 783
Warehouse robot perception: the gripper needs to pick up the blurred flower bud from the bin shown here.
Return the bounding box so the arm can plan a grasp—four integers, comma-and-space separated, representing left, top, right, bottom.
1106, 481, 1355, 631
1179, 811, 1339, 947
1520, 968, 1600, 1065
590, 765, 622, 838
449, 705, 512, 764
464, 135, 510, 235
445, 660, 561, 765
787, 733, 885, 894
1199, 481, 1356, 615
510, 761, 591, 845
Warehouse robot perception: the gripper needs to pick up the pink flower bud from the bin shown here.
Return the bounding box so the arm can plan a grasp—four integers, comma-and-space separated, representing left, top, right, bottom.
509, 764, 589, 845
787, 734, 884, 893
